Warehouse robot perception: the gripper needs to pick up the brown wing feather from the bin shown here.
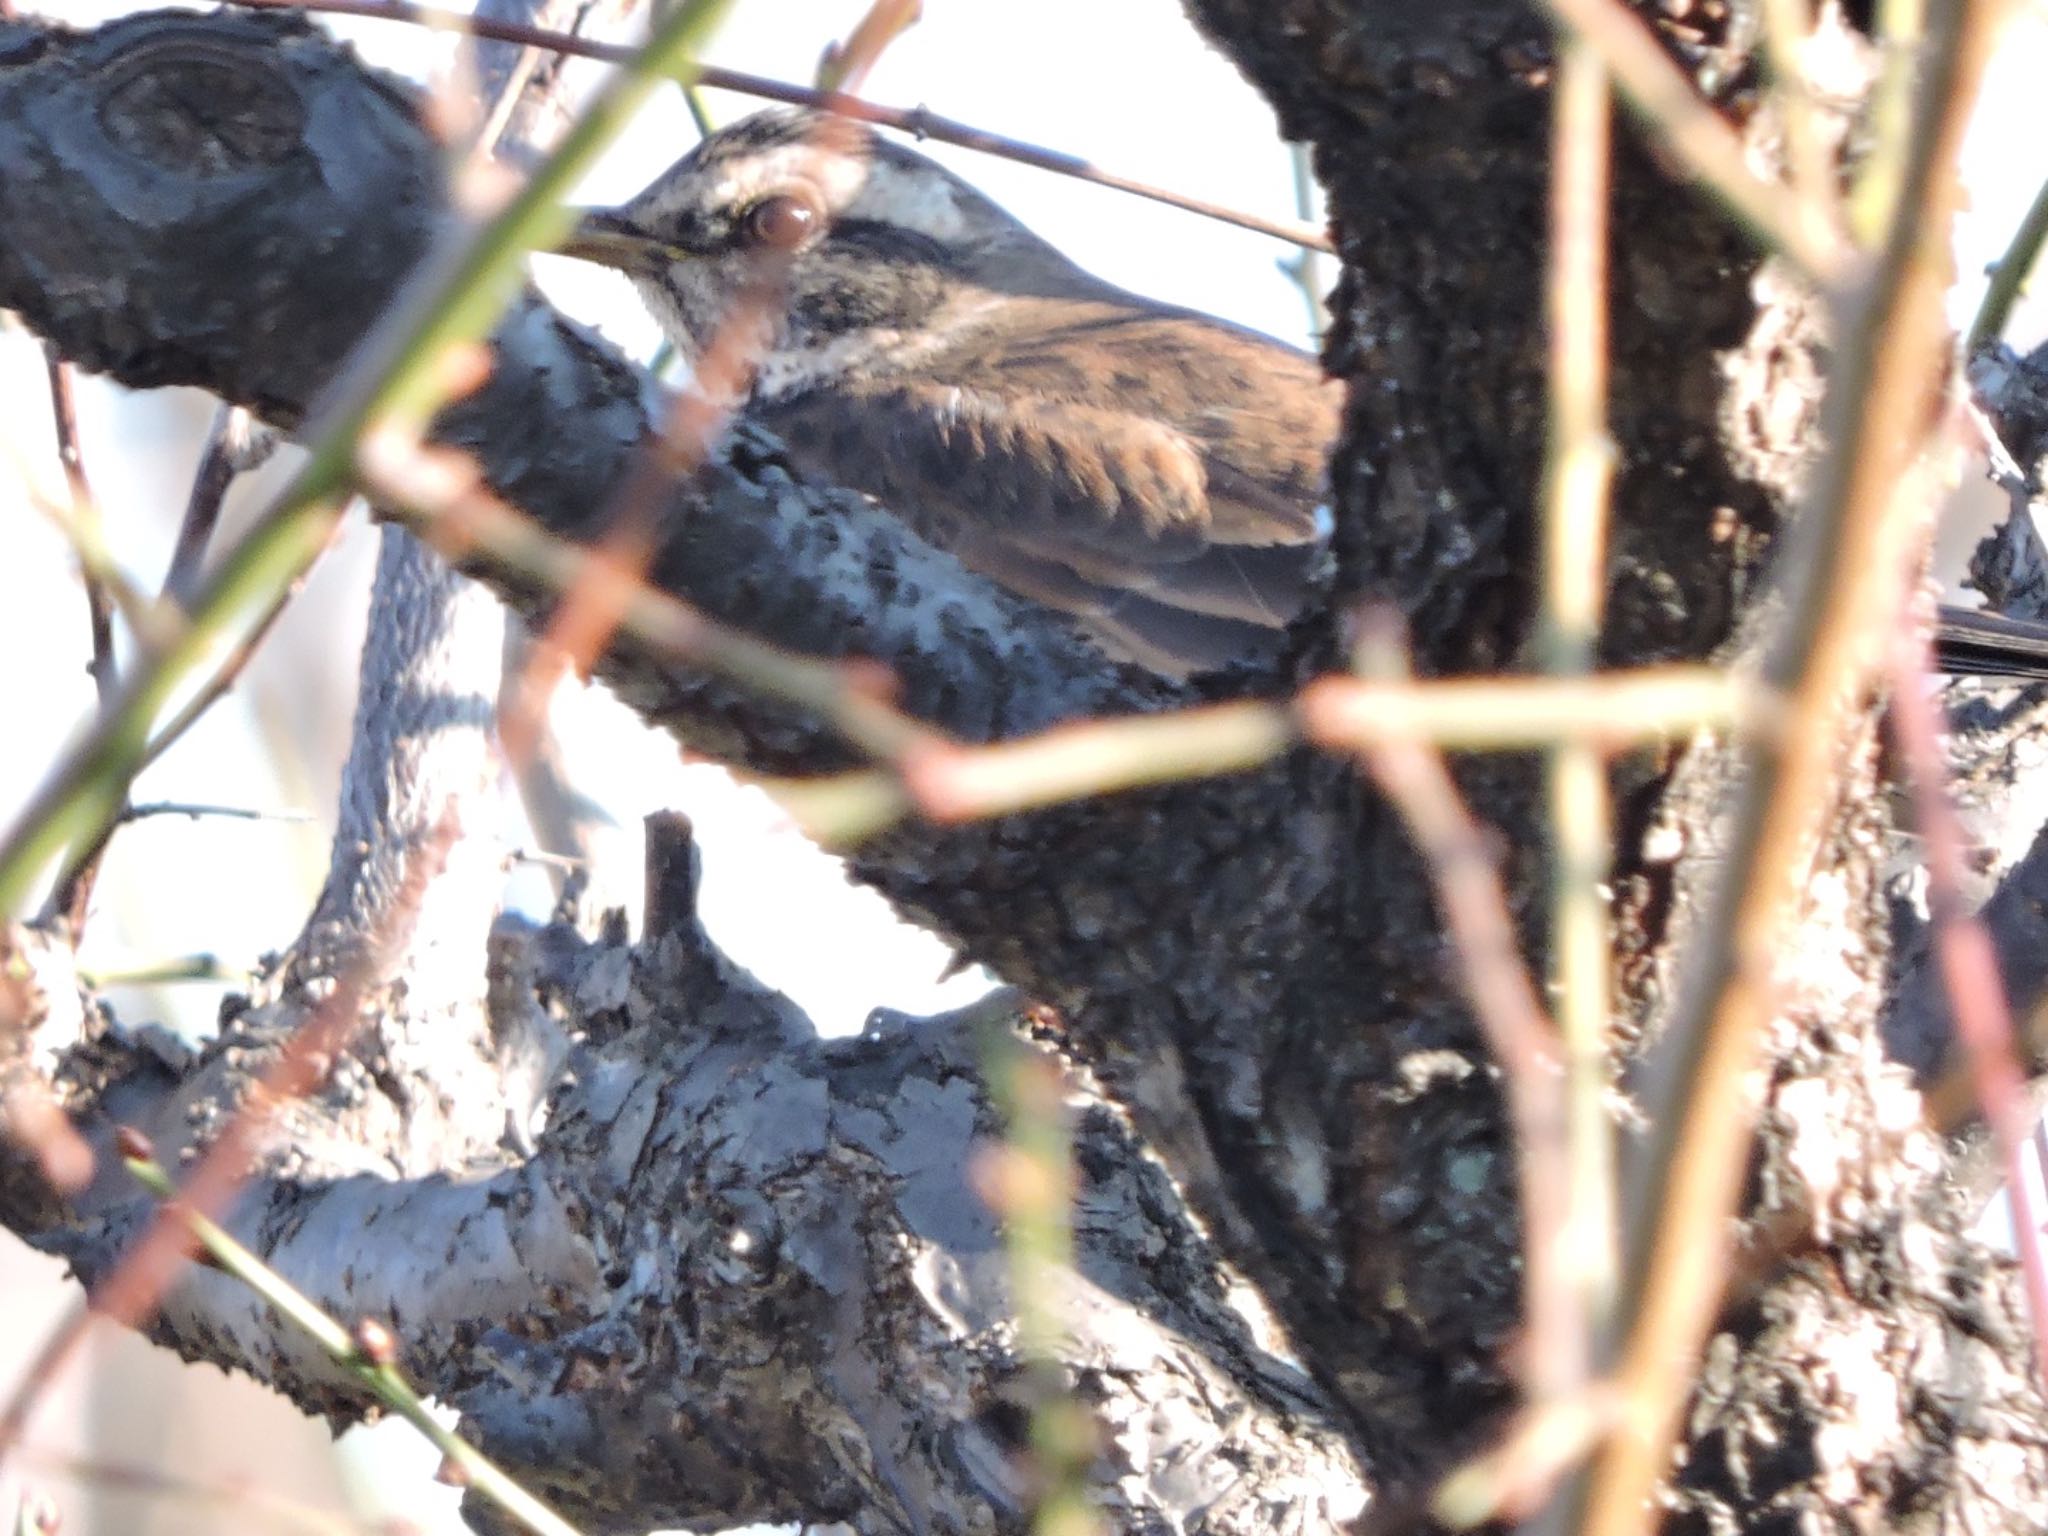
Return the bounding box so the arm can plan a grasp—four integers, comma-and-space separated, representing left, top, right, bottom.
750, 294, 1338, 674
951, 295, 1340, 548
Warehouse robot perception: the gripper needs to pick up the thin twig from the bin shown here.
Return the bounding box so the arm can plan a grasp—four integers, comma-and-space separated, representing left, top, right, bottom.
1577, 5, 2001, 1533
77, 953, 237, 989
4, 458, 172, 654
976, 1035, 1095, 1536
121, 1143, 584, 1536
683, 82, 717, 137
221, 0, 1335, 254
901, 703, 1291, 822
1536, 36, 1619, 1409
1539, 0, 1845, 279
1886, 621, 2048, 1372
358, 433, 938, 765
142, 567, 316, 776
1847, 0, 1927, 246
1966, 168, 2048, 354
41, 353, 120, 936
1298, 667, 1762, 755
507, 845, 590, 871
0, 0, 739, 920
1352, 729, 1569, 1418
16, 1443, 374, 1536
44, 793, 309, 950
117, 801, 312, 825
361, 424, 1766, 844
1422, 1389, 1617, 1531
0, 807, 460, 1464
163, 405, 269, 607
35, 528, 341, 935
1279, 143, 1328, 345
498, 265, 789, 766
922, 665, 1755, 824
1759, 0, 1839, 225
767, 663, 1757, 849
42, 353, 116, 709
473, 40, 548, 159
815, 0, 920, 95
957, 662, 1743, 842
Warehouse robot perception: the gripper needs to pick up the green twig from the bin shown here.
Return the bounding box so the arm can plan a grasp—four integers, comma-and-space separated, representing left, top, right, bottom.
1759, 0, 1837, 220
0, 0, 737, 919
1537, 36, 1619, 1406
1539, 0, 1844, 280
763, 664, 1759, 851
80, 953, 236, 989
980, 1028, 1095, 1536
1967, 169, 2048, 354
121, 1149, 583, 1536
1577, 1, 2000, 1531
683, 83, 717, 137
1848, 0, 1927, 247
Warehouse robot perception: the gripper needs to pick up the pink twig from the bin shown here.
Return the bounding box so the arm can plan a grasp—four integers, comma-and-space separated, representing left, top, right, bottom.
1887, 620, 2048, 1373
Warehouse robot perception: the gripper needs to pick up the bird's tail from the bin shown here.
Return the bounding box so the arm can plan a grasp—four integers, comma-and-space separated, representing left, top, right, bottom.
1934, 605, 2048, 682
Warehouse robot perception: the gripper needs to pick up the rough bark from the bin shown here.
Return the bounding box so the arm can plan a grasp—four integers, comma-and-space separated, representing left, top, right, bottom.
0, 3, 2045, 1533
5, 832, 1366, 1534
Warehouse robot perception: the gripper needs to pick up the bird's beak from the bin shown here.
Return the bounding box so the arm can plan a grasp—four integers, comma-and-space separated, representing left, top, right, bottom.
554, 208, 677, 274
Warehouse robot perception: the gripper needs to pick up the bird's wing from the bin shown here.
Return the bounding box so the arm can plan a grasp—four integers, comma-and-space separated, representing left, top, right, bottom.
954, 298, 1340, 552
751, 321, 1336, 675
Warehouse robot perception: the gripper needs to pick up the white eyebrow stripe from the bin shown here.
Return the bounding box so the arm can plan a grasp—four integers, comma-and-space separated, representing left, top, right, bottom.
635, 140, 973, 247
846, 160, 973, 242
706, 143, 860, 210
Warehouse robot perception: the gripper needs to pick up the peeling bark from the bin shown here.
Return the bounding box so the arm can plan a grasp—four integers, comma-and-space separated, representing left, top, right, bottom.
5, 840, 1367, 1535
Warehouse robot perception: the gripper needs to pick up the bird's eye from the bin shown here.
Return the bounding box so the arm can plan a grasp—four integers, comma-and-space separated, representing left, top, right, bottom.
742, 192, 822, 252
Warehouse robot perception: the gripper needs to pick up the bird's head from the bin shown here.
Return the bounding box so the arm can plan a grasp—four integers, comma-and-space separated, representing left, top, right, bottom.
558, 108, 1072, 390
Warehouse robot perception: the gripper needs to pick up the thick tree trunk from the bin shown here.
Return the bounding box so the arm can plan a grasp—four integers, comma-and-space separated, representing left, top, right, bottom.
0, 3, 2044, 1532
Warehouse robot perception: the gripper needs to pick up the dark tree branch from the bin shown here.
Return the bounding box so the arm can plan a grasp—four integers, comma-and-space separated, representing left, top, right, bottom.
0, 832, 1365, 1535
